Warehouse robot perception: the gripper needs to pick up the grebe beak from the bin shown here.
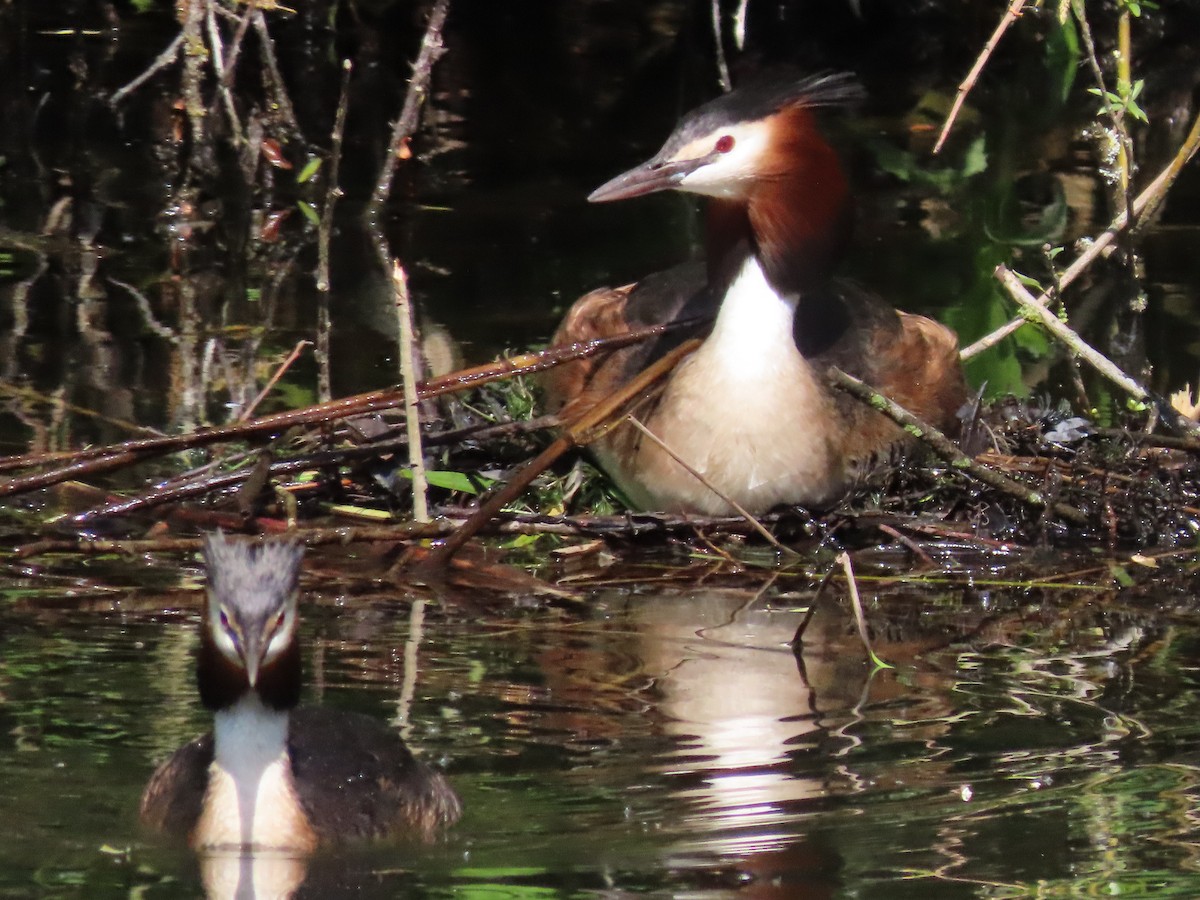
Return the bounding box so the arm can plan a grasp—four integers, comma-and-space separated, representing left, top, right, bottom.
588, 153, 714, 203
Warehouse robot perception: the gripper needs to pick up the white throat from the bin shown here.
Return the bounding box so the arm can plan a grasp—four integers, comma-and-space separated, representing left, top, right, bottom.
706, 255, 799, 368
212, 694, 290, 786
609, 253, 840, 515
196, 694, 313, 852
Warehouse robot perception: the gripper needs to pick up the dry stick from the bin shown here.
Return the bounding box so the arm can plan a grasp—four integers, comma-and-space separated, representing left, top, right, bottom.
625, 414, 797, 555
316, 59, 352, 405
317, 59, 353, 295
239, 340, 311, 422
216, 3, 254, 91
995, 266, 1148, 400
961, 110, 1200, 360
1131, 98, 1200, 229
827, 366, 1089, 525
710, 0, 732, 93
205, 2, 243, 144
21, 510, 762, 559
0, 325, 676, 497
418, 339, 703, 569
996, 266, 1200, 437
933, 0, 1026, 155
110, 33, 184, 105
251, 9, 300, 136
366, 0, 451, 218
181, 0, 208, 149
393, 262, 430, 522
70, 414, 560, 523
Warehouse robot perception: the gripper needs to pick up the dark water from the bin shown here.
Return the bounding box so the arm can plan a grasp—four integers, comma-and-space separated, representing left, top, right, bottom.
3, 551, 1200, 898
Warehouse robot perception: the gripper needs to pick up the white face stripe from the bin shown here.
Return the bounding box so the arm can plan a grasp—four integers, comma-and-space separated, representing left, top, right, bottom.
672, 120, 774, 199
208, 589, 299, 669
260, 602, 298, 667
208, 591, 242, 665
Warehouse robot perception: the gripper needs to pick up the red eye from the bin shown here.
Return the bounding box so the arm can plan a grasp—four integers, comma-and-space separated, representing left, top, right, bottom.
715, 135, 735, 153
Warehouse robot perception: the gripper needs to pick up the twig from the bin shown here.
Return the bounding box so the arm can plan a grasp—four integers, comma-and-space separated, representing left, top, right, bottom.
180, 0, 208, 153
1132, 100, 1200, 228
68, 415, 559, 524
877, 522, 936, 567
1074, 0, 1131, 206
1093, 427, 1200, 454
251, 9, 300, 137
367, 0, 451, 218
994, 265, 1148, 400
0, 325, 678, 498
625, 414, 796, 555
317, 59, 352, 295
205, 2, 243, 144
217, 3, 255, 92
20, 510, 773, 560
934, 0, 1026, 155
710, 0, 732, 93
109, 33, 184, 105
838, 551, 892, 669
393, 261, 429, 522
417, 339, 702, 569
995, 266, 1200, 437
827, 365, 1089, 525
239, 340, 311, 422
960, 112, 1200, 360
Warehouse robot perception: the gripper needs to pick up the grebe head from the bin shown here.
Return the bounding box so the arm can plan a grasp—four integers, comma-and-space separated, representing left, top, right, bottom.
198, 533, 304, 710
588, 72, 864, 204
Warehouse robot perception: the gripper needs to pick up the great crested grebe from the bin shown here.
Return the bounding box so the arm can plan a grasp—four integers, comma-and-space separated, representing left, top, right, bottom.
544, 73, 966, 515
140, 534, 461, 853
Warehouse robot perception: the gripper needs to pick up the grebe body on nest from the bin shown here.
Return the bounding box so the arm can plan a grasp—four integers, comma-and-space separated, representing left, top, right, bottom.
544, 74, 966, 515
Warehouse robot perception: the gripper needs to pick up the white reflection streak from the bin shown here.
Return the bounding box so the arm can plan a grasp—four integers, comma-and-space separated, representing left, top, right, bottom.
632, 590, 825, 851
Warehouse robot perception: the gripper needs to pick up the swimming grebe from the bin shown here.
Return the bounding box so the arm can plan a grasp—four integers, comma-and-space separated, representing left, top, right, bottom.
544, 74, 966, 515
140, 533, 461, 852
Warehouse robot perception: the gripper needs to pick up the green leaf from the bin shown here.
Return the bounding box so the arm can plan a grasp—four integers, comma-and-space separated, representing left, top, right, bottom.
296, 201, 320, 225
1109, 563, 1134, 588
400, 468, 494, 494
296, 157, 322, 184
961, 135, 988, 178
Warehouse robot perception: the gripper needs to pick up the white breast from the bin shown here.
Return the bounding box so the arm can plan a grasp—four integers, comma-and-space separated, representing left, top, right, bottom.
602, 256, 843, 514
193, 696, 317, 853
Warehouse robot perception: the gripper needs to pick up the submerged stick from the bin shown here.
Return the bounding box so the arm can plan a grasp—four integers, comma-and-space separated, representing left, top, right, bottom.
828, 366, 1089, 525
838, 552, 892, 669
